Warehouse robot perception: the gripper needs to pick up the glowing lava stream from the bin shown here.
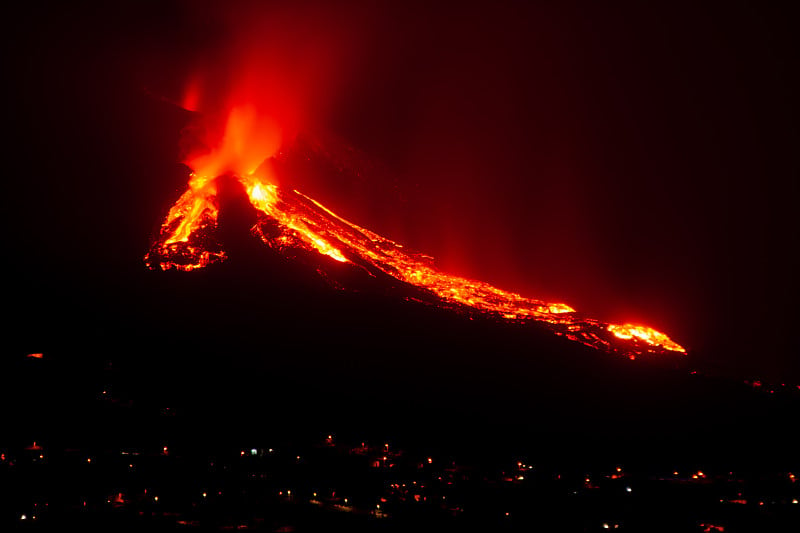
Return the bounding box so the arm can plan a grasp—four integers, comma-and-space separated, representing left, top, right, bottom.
146, 171, 686, 356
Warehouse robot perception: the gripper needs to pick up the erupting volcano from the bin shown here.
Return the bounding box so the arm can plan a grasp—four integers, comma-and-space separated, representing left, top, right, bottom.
145, 111, 685, 361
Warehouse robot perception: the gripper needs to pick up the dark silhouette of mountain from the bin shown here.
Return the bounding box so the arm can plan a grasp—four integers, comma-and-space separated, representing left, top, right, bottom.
6, 195, 798, 474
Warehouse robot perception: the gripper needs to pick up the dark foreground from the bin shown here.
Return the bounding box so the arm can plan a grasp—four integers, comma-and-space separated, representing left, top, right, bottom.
4, 317, 800, 532
3, 423, 800, 532
5, 247, 800, 532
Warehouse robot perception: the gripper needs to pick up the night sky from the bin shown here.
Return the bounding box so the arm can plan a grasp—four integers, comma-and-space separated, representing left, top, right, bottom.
5, 1, 799, 379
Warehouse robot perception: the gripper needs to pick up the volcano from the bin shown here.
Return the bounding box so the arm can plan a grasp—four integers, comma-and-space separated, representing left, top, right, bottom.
145, 135, 686, 362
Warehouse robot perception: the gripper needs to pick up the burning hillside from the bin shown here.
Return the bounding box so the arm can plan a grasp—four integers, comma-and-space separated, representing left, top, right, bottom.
145, 134, 685, 360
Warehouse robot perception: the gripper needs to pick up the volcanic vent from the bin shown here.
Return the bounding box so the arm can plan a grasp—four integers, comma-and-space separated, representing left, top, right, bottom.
145, 136, 685, 361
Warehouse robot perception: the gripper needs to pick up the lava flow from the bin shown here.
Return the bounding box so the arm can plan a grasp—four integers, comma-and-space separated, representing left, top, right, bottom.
145, 145, 685, 359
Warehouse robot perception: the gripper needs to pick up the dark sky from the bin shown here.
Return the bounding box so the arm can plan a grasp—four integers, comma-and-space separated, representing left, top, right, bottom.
5, 1, 799, 379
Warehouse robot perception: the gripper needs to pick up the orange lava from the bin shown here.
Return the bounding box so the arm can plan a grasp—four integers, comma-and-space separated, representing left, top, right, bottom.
607, 324, 685, 353
146, 167, 685, 356
145, 89, 685, 357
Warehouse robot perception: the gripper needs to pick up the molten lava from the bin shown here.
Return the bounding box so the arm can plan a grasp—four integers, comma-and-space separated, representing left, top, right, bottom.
607, 324, 685, 354
146, 154, 686, 359
149, 173, 226, 272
